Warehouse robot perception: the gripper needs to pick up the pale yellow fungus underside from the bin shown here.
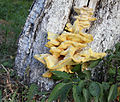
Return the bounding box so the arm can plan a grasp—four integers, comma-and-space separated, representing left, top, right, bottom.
34, 54, 50, 64
42, 71, 52, 78
34, 6, 106, 78
58, 32, 93, 43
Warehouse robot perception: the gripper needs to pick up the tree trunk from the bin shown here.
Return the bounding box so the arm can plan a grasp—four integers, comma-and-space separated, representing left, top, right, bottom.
15, 0, 120, 91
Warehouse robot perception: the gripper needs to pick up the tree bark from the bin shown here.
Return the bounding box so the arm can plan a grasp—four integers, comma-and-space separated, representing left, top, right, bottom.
15, 0, 120, 91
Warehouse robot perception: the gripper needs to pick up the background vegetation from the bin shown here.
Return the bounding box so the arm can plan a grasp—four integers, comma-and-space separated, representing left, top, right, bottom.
0, 0, 32, 68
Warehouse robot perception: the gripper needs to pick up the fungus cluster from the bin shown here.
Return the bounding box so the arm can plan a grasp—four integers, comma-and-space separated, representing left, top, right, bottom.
34, 7, 106, 78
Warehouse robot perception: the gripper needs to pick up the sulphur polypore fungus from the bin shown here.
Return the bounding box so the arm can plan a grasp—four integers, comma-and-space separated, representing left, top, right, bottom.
34, 6, 106, 78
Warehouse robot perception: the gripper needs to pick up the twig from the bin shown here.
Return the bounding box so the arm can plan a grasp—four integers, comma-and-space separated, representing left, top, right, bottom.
0, 85, 6, 88
1, 64, 13, 93
1, 64, 8, 73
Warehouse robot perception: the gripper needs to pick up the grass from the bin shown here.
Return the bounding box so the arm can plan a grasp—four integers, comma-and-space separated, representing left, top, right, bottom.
0, 0, 32, 68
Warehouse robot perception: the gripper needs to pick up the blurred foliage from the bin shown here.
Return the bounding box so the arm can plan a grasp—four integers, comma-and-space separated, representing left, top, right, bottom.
0, 0, 32, 68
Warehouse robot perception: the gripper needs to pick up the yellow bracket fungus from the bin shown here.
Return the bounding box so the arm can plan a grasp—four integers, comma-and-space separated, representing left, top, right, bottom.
34, 6, 106, 78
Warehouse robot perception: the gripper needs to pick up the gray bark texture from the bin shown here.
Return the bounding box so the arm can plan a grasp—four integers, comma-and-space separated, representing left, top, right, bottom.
15, 0, 120, 91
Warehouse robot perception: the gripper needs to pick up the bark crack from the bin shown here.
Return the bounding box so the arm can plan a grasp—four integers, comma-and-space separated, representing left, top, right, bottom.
65, 0, 74, 26
87, 0, 90, 7
29, 0, 37, 12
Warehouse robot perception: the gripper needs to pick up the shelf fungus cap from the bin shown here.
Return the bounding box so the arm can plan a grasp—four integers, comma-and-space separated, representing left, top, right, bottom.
52, 46, 78, 69
44, 55, 58, 69
65, 19, 84, 33
74, 15, 97, 21
52, 65, 73, 73
34, 54, 50, 64
58, 31, 93, 43
45, 39, 60, 48
34, 6, 107, 78
81, 63, 88, 71
67, 19, 92, 34
42, 65, 73, 77
58, 40, 87, 50
49, 47, 62, 57
74, 6, 94, 16
52, 56, 76, 69
42, 71, 52, 78
45, 32, 60, 48
47, 32, 59, 40
65, 23, 73, 32
72, 48, 106, 63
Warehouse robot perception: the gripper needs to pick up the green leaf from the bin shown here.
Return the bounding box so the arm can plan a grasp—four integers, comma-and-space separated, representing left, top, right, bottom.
72, 78, 80, 83
78, 72, 86, 79
108, 54, 114, 61
2, 61, 10, 67
38, 91, 49, 96
115, 42, 120, 52
51, 74, 63, 80
94, 97, 99, 102
32, 100, 36, 102
72, 64, 81, 72
83, 70, 91, 79
52, 71, 71, 79
108, 68, 116, 75
118, 69, 120, 75
102, 82, 110, 91
89, 82, 101, 98
0, 90, 2, 102
48, 83, 72, 102
108, 84, 117, 102
98, 83, 104, 102
26, 84, 38, 102
82, 88, 89, 102
105, 49, 113, 54
63, 79, 71, 83
73, 85, 81, 102
60, 83, 72, 102
88, 60, 101, 68
78, 80, 85, 94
